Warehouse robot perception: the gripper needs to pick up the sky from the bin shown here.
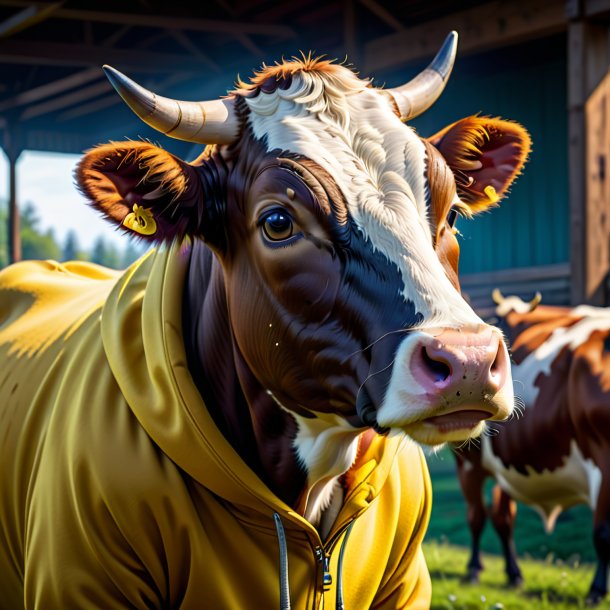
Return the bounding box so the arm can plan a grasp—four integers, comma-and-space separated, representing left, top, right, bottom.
1, 149, 129, 251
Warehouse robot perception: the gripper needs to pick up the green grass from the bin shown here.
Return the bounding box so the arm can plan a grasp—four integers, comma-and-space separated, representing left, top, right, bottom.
424, 541, 610, 610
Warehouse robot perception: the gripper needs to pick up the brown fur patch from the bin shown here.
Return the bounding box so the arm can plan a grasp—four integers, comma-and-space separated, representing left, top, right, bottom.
235, 53, 351, 93
428, 116, 531, 214
76, 141, 214, 243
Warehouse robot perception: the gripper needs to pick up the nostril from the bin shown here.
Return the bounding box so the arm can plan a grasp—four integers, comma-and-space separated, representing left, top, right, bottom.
491, 349, 501, 374
421, 347, 451, 383
489, 341, 508, 389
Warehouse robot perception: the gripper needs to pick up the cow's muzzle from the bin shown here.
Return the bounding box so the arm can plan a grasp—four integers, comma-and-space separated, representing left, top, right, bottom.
376, 325, 514, 444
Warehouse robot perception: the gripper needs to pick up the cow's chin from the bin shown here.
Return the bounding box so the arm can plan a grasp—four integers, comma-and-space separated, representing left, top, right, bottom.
376, 389, 514, 446
400, 416, 488, 446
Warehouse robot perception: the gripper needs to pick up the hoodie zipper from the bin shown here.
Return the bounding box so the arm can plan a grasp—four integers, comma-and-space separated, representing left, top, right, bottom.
312, 519, 357, 609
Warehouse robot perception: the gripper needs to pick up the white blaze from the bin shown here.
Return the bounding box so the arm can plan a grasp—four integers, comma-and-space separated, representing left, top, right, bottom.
245, 69, 481, 329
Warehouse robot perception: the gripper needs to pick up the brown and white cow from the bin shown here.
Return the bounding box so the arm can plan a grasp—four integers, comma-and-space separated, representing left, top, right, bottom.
453, 291, 610, 604
0, 33, 530, 608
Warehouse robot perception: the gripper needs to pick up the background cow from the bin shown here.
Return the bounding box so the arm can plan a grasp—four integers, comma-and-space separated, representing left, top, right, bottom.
0, 34, 530, 609
453, 291, 610, 604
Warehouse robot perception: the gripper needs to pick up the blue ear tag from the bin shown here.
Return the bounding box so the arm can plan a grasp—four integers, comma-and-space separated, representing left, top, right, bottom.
123, 203, 157, 236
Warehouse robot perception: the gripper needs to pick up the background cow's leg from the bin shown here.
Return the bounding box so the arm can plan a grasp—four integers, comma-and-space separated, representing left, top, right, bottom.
490, 484, 523, 587
587, 471, 610, 605
456, 452, 488, 583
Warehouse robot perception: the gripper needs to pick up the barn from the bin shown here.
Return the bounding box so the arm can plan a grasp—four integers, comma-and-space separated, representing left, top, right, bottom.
1, 0, 608, 312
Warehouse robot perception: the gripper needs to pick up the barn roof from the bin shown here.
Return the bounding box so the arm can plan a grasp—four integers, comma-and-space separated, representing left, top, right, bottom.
1, 0, 553, 159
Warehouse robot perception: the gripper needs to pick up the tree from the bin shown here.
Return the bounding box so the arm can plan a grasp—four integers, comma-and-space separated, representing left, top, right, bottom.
90, 236, 121, 269
121, 240, 147, 267
20, 203, 61, 262
61, 230, 87, 262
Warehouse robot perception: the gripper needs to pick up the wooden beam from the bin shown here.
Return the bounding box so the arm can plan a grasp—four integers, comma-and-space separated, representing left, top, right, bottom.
54, 92, 122, 122
0, 2, 61, 38
585, 0, 610, 17
569, 19, 610, 304
364, 0, 567, 73
19, 80, 111, 120
210, 0, 264, 57
2, 126, 23, 263
168, 30, 221, 73
0, 39, 207, 72
53, 7, 296, 38
56, 71, 194, 122
0, 25, 133, 112
8, 152, 20, 263
0, 67, 101, 111
357, 0, 405, 33
585, 66, 610, 304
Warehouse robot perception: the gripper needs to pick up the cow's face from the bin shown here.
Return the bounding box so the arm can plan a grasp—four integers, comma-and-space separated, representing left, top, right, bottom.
77, 52, 530, 446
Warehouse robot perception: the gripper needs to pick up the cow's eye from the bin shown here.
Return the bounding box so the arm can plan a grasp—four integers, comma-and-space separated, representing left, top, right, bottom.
261, 210, 294, 242
447, 207, 460, 229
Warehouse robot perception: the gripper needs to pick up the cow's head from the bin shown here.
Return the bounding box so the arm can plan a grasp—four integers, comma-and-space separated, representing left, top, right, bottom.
77, 33, 530, 446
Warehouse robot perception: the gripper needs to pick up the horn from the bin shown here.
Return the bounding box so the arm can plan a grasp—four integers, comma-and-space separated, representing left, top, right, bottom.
103, 65, 239, 145
529, 292, 542, 312
386, 31, 458, 121
491, 288, 504, 305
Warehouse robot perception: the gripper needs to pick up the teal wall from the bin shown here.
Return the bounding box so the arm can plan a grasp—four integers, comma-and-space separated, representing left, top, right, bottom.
381, 34, 569, 274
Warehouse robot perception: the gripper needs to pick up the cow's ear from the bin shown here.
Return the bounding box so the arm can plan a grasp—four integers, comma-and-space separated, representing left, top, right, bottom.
427, 116, 531, 213
76, 141, 212, 243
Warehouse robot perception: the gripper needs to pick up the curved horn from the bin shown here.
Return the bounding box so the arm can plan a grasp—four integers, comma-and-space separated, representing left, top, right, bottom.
529, 292, 542, 312
103, 65, 239, 145
386, 31, 458, 121
491, 288, 505, 305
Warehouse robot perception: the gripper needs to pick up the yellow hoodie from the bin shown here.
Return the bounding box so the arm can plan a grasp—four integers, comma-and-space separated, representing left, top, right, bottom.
0, 243, 432, 610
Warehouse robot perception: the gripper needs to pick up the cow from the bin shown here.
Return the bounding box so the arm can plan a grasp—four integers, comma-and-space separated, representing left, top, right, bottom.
0, 32, 530, 609
453, 291, 610, 605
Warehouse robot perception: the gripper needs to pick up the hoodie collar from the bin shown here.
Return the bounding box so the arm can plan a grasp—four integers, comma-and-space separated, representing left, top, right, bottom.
101, 242, 402, 527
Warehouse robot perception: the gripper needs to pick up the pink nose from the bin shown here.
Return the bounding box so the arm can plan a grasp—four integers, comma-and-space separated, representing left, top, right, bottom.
410, 327, 508, 400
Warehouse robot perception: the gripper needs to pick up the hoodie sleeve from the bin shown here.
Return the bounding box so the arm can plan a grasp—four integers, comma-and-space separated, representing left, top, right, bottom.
371, 444, 433, 609
22, 324, 186, 609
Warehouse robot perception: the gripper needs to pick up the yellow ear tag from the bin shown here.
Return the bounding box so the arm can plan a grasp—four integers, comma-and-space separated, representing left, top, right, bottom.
123, 203, 157, 236
484, 185, 500, 204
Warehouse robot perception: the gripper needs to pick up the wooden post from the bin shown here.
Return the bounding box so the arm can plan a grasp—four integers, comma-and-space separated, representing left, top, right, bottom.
3, 127, 23, 264
567, 13, 610, 304
568, 20, 587, 305
585, 68, 610, 304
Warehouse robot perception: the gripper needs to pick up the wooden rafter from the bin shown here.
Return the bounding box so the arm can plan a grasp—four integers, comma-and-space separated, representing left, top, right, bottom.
0, 39, 207, 71
0, 67, 101, 111
19, 80, 111, 120
56, 70, 195, 123
168, 30, 221, 73
0, 2, 62, 37
50, 7, 296, 38
364, 0, 567, 72
357, 0, 404, 33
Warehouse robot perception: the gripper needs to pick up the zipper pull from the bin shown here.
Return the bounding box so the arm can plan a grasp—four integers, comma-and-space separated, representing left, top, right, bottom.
315, 547, 333, 591
323, 556, 333, 591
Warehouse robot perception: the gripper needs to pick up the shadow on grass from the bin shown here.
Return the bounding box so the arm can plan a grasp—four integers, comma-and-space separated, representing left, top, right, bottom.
522, 587, 587, 607
429, 568, 468, 580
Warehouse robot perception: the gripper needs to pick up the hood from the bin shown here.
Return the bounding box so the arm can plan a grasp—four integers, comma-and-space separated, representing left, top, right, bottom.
101, 241, 403, 525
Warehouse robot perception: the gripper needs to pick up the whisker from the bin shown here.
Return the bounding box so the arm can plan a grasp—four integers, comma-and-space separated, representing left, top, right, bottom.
343, 328, 409, 363
357, 357, 396, 394
512, 378, 526, 393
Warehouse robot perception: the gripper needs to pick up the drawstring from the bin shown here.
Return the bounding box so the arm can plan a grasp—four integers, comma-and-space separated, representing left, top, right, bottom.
274, 512, 355, 610
336, 521, 355, 610
274, 513, 292, 610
